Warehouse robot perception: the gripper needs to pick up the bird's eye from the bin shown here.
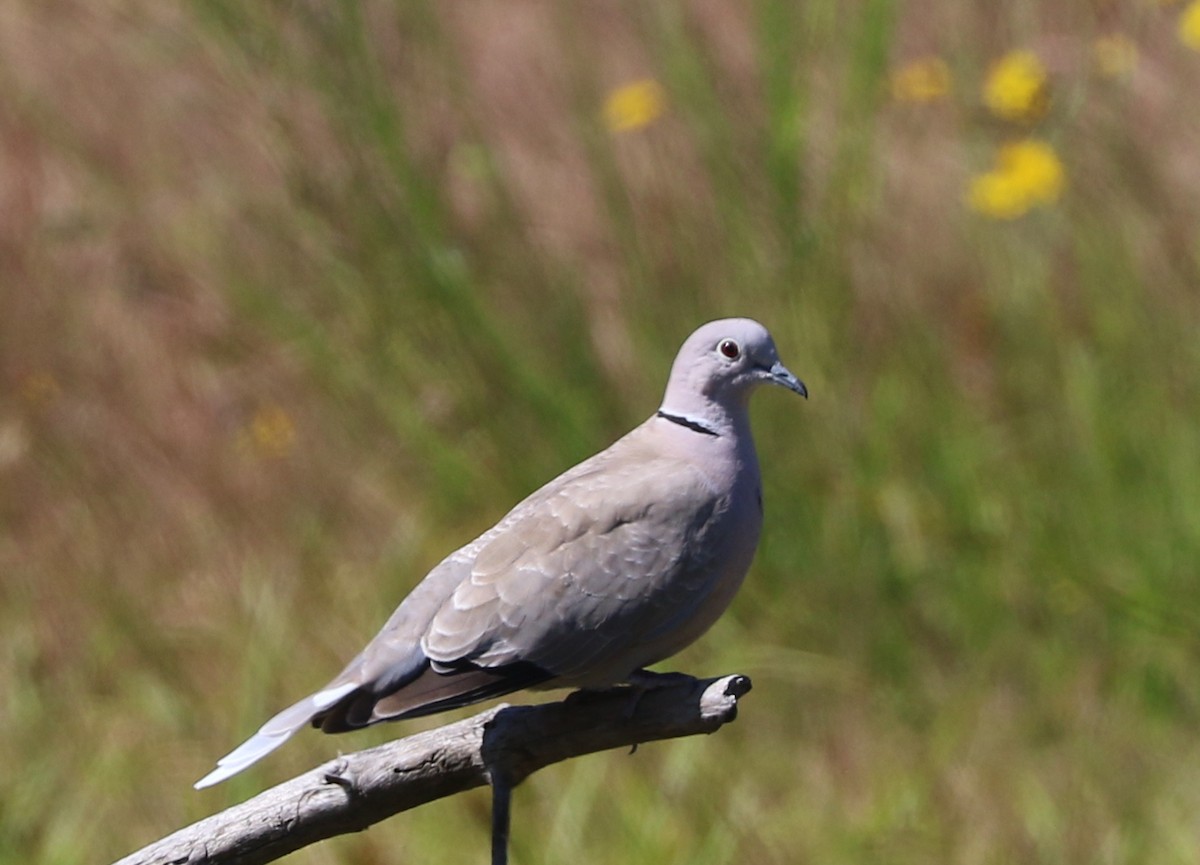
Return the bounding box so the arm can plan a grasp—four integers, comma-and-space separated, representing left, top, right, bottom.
718, 339, 741, 360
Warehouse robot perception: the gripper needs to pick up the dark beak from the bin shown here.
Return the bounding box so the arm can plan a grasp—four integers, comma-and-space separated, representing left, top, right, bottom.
768, 360, 808, 398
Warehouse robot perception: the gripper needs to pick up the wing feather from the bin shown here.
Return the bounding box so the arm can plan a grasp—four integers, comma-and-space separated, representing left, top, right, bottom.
422, 449, 729, 686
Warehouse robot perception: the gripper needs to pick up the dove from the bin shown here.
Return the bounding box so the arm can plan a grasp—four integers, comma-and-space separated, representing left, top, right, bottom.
195, 317, 806, 789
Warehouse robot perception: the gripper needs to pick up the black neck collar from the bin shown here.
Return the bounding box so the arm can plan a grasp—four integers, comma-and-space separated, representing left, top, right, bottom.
655, 409, 719, 436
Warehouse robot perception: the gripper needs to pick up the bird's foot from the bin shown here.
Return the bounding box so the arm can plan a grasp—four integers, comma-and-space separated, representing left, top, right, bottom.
563, 671, 699, 718
626, 669, 698, 690
621, 669, 700, 719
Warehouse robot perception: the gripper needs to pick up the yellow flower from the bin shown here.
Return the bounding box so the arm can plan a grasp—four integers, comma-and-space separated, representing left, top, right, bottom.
603, 79, 666, 133
1093, 34, 1138, 78
968, 139, 1065, 220
983, 51, 1049, 122
1180, 0, 1200, 50
890, 56, 952, 103
20, 371, 61, 406
245, 403, 296, 459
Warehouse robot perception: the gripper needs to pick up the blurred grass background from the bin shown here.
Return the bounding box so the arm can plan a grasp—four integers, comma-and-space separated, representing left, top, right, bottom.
3, 1, 1200, 863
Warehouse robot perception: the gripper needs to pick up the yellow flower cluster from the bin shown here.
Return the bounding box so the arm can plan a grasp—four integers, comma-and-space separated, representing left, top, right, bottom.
1181, 0, 1200, 50
983, 51, 1049, 122
887, 49, 1068, 220
888, 50, 1052, 119
968, 139, 1065, 220
890, 56, 952, 102
603, 79, 667, 133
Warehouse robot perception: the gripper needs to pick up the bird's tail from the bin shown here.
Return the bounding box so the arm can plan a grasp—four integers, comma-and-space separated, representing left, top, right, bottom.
192, 681, 358, 789
193, 659, 554, 788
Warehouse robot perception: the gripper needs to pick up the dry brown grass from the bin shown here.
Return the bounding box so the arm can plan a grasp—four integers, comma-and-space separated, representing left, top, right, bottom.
3, 1, 1200, 863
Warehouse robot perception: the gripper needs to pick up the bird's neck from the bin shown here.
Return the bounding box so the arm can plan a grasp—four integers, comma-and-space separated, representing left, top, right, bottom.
656, 392, 752, 441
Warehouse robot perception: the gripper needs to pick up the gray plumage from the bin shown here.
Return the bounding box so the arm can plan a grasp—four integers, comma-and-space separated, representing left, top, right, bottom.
195, 318, 806, 789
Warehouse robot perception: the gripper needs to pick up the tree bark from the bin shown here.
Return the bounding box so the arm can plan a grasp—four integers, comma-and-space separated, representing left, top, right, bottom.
113, 673, 752, 865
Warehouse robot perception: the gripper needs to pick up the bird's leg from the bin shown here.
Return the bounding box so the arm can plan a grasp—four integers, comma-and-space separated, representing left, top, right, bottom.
490, 770, 513, 865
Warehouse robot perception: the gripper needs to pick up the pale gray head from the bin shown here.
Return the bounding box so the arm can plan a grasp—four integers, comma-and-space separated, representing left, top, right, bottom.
658, 318, 807, 431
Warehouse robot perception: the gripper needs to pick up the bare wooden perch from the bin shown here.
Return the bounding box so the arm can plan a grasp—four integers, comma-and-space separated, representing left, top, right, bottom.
115, 673, 752, 865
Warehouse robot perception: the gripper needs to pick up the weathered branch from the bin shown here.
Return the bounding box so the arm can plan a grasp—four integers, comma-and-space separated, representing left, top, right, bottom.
114, 673, 752, 865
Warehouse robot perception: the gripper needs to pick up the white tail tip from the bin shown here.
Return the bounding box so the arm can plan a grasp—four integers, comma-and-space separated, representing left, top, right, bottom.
194, 682, 361, 789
